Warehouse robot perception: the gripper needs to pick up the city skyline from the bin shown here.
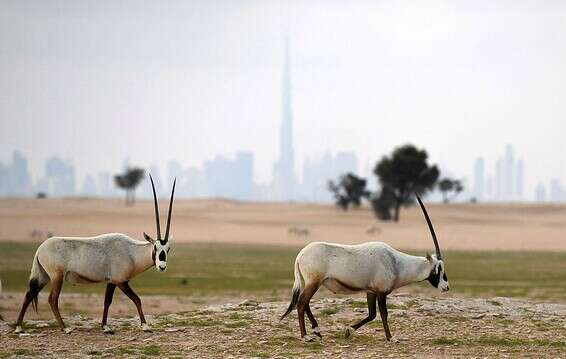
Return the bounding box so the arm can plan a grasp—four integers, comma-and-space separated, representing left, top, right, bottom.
3, 142, 566, 203
2, 1, 566, 200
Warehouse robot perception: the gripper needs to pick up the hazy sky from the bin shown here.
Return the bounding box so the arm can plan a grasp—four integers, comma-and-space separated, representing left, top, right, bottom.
1, 0, 565, 197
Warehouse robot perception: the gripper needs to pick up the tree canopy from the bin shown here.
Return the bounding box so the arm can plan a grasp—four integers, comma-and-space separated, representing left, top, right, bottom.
114, 167, 145, 206
374, 144, 439, 221
328, 173, 369, 210
438, 177, 464, 203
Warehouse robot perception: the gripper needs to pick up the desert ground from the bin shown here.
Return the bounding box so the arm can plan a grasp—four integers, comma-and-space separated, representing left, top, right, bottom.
1, 198, 566, 358
1, 197, 566, 250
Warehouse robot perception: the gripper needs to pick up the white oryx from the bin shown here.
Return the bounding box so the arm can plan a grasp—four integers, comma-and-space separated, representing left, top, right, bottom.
281, 193, 449, 341
15, 175, 176, 334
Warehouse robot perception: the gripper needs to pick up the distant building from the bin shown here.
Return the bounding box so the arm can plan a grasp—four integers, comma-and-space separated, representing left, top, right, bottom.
97, 171, 113, 197
185, 166, 208, 198
44, 155, 75, 197
234, 152, 254, 200
495, 159, 503, 200
515, 158, 524, 200
503, 144, 515, 200
81, 174, 97, 196
299, 151, 359, 202
271, 35, 296, 201
535, 183, 547, 202
473, 157, 485, 200
204, 152, 255, 200
549, 179, 565, 202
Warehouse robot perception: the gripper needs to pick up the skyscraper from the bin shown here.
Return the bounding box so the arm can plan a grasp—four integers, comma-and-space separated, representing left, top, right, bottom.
473, 157, 485, 200
503, 144, 515, 200
272, 35, 296, 200
535, 183, 546, 202
515, 158, 524, 200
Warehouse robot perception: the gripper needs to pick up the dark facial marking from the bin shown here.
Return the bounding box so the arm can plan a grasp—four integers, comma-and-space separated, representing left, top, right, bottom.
443, 273, 448, 281
158, 250, 166, 261
427, 268, 440, 288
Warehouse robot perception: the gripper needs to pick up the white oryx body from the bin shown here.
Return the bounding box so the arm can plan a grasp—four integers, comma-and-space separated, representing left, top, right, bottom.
15, 175, 176, 335
281, 194, 450, 342
296, 242, 435, 296
32, 233, 155, 287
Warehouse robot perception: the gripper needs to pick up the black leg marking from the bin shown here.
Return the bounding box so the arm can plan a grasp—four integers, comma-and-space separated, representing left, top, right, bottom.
351, 292, 377, 331
377, 294, 392, 341
102, 283, 116, 328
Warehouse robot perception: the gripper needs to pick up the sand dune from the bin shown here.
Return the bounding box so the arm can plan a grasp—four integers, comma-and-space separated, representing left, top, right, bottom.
0, 198, 565, 251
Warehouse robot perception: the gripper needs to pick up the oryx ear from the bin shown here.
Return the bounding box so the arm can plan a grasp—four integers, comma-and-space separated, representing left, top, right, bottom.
143, 232, 155, 244
426, 252, 433, 262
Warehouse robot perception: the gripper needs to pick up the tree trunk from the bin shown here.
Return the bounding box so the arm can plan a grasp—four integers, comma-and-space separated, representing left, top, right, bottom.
131, 190, 136, 206
393, 202, 401, 222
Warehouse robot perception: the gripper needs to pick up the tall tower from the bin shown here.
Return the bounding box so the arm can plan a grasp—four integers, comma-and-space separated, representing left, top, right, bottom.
473, 157, 485, 200
272, 35, 296, 200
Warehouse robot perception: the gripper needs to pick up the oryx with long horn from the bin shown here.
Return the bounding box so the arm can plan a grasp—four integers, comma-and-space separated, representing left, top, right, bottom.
281, 193, 449, 341
14, 174, 176, 334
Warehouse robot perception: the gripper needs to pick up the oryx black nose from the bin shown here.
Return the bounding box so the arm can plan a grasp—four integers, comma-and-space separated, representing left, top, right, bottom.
158, 250, 166, 261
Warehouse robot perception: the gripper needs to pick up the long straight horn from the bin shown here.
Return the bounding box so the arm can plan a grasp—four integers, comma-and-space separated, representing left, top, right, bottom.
149, 174, 162, 240
164, 178, 176, 241
415, 192, 442, 260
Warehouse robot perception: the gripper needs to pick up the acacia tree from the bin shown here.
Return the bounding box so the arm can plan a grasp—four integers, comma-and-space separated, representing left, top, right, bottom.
374, 144, 439, 222
114, 167, 145, 206
328, 173, 370, 210
438, 178, 463, 203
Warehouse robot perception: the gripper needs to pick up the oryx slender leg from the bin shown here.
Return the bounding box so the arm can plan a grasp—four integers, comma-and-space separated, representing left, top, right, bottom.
297, 283, 319, 339
117, 282, 148, 329
101, 283, 116, 332
15, 293, 34, 328
377, 293, 392, 341
15, 281, 47, 330
352, 292, 377, 330
305, 304, 321, 338
48, 274, 66, 331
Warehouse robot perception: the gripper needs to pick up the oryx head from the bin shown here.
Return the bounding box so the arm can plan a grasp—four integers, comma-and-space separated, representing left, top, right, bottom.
143, 174, 176, 273
416, 193, 449, 292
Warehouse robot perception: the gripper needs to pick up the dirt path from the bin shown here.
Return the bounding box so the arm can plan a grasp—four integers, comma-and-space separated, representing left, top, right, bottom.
2, 294, 565, 358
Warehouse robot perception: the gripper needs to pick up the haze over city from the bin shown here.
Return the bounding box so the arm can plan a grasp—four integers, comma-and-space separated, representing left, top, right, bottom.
1, 0, 566, 201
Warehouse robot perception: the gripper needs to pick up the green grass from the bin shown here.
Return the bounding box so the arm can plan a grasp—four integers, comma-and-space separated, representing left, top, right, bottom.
0, 349, 37, 358
140, 345, 161, 356
320, 306, 339, 316
1, 242, 566, 300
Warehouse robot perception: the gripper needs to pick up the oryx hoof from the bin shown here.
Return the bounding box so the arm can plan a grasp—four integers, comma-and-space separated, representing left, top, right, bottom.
302, 334, 317, 342
312, 326, 322, 338
102, 325, 114, 334
344, 326, 356, 339
14, 325, 23, 334
63, 327, 74, 334
141, 323, 152, 332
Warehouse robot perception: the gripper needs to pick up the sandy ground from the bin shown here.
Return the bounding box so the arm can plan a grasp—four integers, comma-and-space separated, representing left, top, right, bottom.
1, 293, 565, 358
1, 198, 566, 251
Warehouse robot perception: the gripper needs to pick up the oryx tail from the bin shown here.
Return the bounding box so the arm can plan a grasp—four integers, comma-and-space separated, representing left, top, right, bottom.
28, 252, 49, 313
281, 258, 304, 320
